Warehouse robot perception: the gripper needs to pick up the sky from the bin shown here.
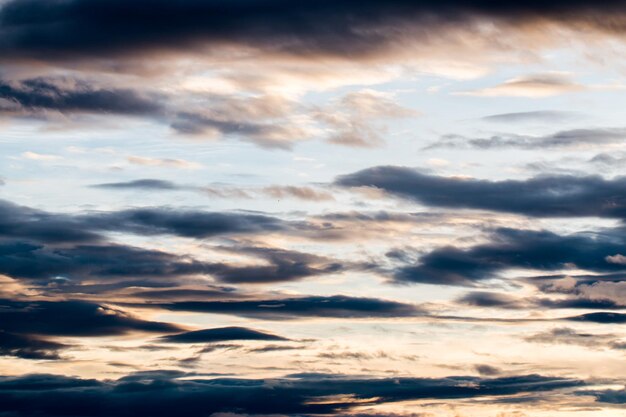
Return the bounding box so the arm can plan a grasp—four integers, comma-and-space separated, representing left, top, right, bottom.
1, 1, 626, 416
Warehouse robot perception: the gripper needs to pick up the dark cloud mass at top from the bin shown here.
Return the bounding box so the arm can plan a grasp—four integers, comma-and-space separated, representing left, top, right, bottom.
336, 166, 626, 219
1, 0, 626, 62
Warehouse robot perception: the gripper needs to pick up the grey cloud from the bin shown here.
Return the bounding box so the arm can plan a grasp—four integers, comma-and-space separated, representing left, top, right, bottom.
0, 77, 163, 116
425, 128, 626, 150
481, 110, 580, 123
336, 166, 626, 219
154, 295, 423, 320
160, 326, 288, 343
392, 227, 626, 286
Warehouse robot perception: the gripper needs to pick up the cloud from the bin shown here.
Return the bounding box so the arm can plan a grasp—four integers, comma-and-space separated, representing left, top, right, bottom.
0, 371, 584, 416
568, 312, 626, 324
127, 156, 202, 169
606, 254, 626, 265
202, 246, 344, 284
524, 327, 626, 350
0, 199, 352, 290
0, 77, 163, 116
160, 327, 288, 343
91, 179, 182, 190
80, 207, 294, 238
20, 151, 60, 161
393, 227, 626, 286
317, 89, 418, 147
0, 199, 102, 244
425, 128, 626, 150
262, 186, 334, 201
336, 166, 626, 219
457, 73, 584, 97
154, 295, 422, 320
0, 298, 180, 337
456, 291, 525, 308
481, 110, 581, 123
2, 0, 626, 63
0, 332, 68, 360
474, 364, 502, 376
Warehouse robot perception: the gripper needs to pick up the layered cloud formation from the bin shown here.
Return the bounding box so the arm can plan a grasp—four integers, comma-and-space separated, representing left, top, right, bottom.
2, 1, 626, 416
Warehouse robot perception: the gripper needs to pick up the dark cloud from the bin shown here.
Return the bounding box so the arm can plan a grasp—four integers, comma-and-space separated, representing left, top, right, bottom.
393, 227, 626, 286
128, 287, 240, 301
425, 128, 626, 150
0, 332, 67, 360
568, 312, 626, 324
474, 364, 502, 376
0, 199, 346, 288
154, 295, 422, 320
0, 77, 162, 116
0, 371, 583, 416
481, 110, 580, 123
0, 241, 344, 289
579, 388, 626, 405
160, 326, 288, 343
0, 299, 180, 337
81, 207, 295, 238
456, 291, 525, 308
0, 197, 316, 241
1, 0, 626, 63
0, 199, 101, 244
0, 242, 207, 283
336, 166, 626, 219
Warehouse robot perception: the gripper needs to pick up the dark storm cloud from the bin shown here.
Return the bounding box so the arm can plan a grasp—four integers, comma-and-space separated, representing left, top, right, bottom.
0, 371, 583, 416
336, 166, 626, 219
0, 77, 162, 116
392, 228, 626, 286
160, 326, 287, 343
481, 110, 580, 123
0, 332, 67, 360
0, 299, 180, 337
154, 295, 422, 320
2, 0, 626, 62
425, 128, 626, 150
